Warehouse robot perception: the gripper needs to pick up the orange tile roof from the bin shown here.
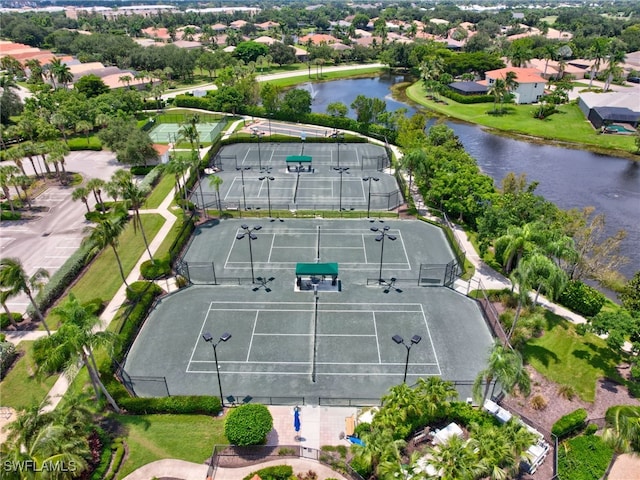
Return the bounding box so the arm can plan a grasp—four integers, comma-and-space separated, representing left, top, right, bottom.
485, 67, 546, 84
299, 33, 339, 45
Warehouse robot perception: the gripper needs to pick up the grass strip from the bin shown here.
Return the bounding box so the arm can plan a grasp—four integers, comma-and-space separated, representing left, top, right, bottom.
113, 414, 226, 479
0, 342, 58, 410
522, 313, 623, 402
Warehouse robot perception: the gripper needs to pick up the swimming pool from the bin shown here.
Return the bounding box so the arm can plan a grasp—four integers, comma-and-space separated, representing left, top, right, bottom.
604, 124, 636, 133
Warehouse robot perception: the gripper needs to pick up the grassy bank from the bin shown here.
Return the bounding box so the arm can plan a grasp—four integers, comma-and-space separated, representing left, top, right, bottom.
262, 66, 384, 88
406, 82, 638, 157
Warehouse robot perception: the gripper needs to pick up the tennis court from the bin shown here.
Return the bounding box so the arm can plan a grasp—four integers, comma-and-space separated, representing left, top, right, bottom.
199, 143, 399, 212
148, 121, 224, 143
122, 219, 494, 402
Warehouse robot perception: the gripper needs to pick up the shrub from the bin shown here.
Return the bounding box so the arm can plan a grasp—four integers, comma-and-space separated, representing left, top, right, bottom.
225, 404, 273, 446
557, 434, 613, 480
174, 95, 213, 110
0, 210, 21, 221
125, 281, 162, 302
82, 297, 105, 316
529, 394, 548, 410
140, 257, 171, 279
242, 465, 293, 480
68, 137, 102, 151
278, 447, 296, 456
559, 281, 605, 317
353, 422, 371, 438
139, 166, 164, 191
558, 385, 576, 400
584, 423, 598, 435
447, 401, 496, 428
0, 312, 23, 329
552, 408, 588, 439
0, 340, 17, 379
349, 455, 373, 478
440, 87, 494, 104
131, 166, 155, 176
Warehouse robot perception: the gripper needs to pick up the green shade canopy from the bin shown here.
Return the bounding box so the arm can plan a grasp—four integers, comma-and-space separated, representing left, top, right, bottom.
286, 155, 313, 163
295, 262, 339, 276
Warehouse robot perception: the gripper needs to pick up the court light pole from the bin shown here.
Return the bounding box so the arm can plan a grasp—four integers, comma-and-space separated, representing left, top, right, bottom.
334, 167, 350, 212
258, 172, 275, 219
371, 225, 396, 284
236, 166, 251, 210
251, 128, 264, 170
392, 334, 422, 384
363, 176, 379, 218
237, 224, 262, 283
202, 331, 232, 407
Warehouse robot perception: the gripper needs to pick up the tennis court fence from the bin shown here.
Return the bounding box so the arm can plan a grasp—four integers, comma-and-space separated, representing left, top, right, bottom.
365, 260, 460, 288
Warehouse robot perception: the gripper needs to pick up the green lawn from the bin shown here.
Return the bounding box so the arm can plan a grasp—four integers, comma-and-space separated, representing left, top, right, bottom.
114, 414, 227, 479
144, 173, 175, 209
557, 434, 614, 480
522, 313, 623, 402
0, 342, 58, 410
406, 82, 637, 155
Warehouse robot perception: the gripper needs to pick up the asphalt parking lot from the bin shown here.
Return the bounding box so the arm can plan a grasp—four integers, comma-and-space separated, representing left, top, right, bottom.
1, 151, 122, 315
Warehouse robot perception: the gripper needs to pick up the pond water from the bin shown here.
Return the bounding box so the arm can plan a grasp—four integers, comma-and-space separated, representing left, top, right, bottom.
309, 75, 640, 279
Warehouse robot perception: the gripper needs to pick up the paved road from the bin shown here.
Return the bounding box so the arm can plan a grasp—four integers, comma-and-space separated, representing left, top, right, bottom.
162, 63, 385, 99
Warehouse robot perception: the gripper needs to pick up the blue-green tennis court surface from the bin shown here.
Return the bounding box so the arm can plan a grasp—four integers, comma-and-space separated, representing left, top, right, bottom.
122, 219, 494, 403
148, 122, 223, 143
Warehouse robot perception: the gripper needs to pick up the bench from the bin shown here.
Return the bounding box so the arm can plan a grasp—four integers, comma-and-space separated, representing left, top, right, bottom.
345, 416, 355, 436
412, 427, 431, 445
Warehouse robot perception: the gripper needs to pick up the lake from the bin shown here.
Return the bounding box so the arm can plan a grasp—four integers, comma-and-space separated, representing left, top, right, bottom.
308, 75, 640, 279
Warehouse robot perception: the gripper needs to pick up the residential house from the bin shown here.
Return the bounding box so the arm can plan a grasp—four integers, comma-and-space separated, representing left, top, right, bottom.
484, 67, 546, 104
299, 33, 340, 45
578, 90, 640, 129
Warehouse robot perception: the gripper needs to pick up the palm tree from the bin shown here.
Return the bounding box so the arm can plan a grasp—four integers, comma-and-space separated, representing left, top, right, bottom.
49, 57, 74, 89
507, 263, 532, 341
473, 341, 531, 405
427, 435, 483, 480
489, 78, 506, 113
587, 37, 610, 89
16, 175, 32, 209
208, 175, 224, 217
86, 178, 106, 214
0, 165, 19, 212
1, 288, 20, 329
494, 221, 545, 273
503, 71, 519, 105
378, 383, 422, 426
34, 294, 121, 412
83, 210, 130, 289
603, 406, 640, 453
75, 120, 93, 145
118, 74, 132, 88
123, 181, 154, 261
24, 58, 44, 84
0, 258, 50, 334
50, 112, 70, 143
179, 117, 206, 215
415, 376, 458, 420
401, 148, 427, 195
519, 253, 568, 303
602, 42, 626, 92
541, 44, 557, 78
72, 186, 92, 214
165, 153, 190, 201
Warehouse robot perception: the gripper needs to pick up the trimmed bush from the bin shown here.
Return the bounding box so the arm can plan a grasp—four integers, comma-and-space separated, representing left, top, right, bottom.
552, 408, 588, 439
131, 166, 155, 176
242, 465, 293, 480
68, 137, 103, 151
1, 210, 21, 221
584, 423, 598, 435
559, 280, 605, 317
82, 297, 105, 316
140, 257, 171, 279
440, 88, 494, 104
225, 403, 273, 446
119, 395, 221, 415
138, 166, 164, 191
125, 281, 162, 302
0, 312, 23, 329
174, 95, 213, 110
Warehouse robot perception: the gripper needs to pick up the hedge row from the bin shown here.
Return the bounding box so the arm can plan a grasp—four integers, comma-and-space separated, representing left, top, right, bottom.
0, 341, 17, 380
242, 465, 293, 480
27, 242, 99, 319
552, 408, 588, 438
440, 87, 494, 104
118, 395, 221, 415
138, 165, 164, 192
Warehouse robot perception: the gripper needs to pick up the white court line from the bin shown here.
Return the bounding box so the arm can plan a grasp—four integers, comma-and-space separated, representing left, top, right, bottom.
185, 301, 215, 372
44, 256, 69, 259
253, 333, 377, 337
420, 304, 442, 376
361, 234, 368, 263
372, 311, 382, 364
191, 360, 436, 366
267, 232, 276, 263
246, 311, 259, 362
223, 230, 241, 271
398, 231, 412, 271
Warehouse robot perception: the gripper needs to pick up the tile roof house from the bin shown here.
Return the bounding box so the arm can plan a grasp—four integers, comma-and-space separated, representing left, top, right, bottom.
299, 33, 340, 45
484, 67, 547, 104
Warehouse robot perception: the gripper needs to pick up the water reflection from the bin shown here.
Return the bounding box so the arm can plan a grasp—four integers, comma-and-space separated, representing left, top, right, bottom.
309, 76, 640, 278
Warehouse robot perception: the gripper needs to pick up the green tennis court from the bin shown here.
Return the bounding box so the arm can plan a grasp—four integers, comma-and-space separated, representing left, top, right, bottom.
122, 219, 494, 403
148, 122, 223, 143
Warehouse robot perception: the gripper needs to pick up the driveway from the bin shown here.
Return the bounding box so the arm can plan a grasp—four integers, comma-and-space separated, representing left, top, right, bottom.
1, 151, 123, 316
